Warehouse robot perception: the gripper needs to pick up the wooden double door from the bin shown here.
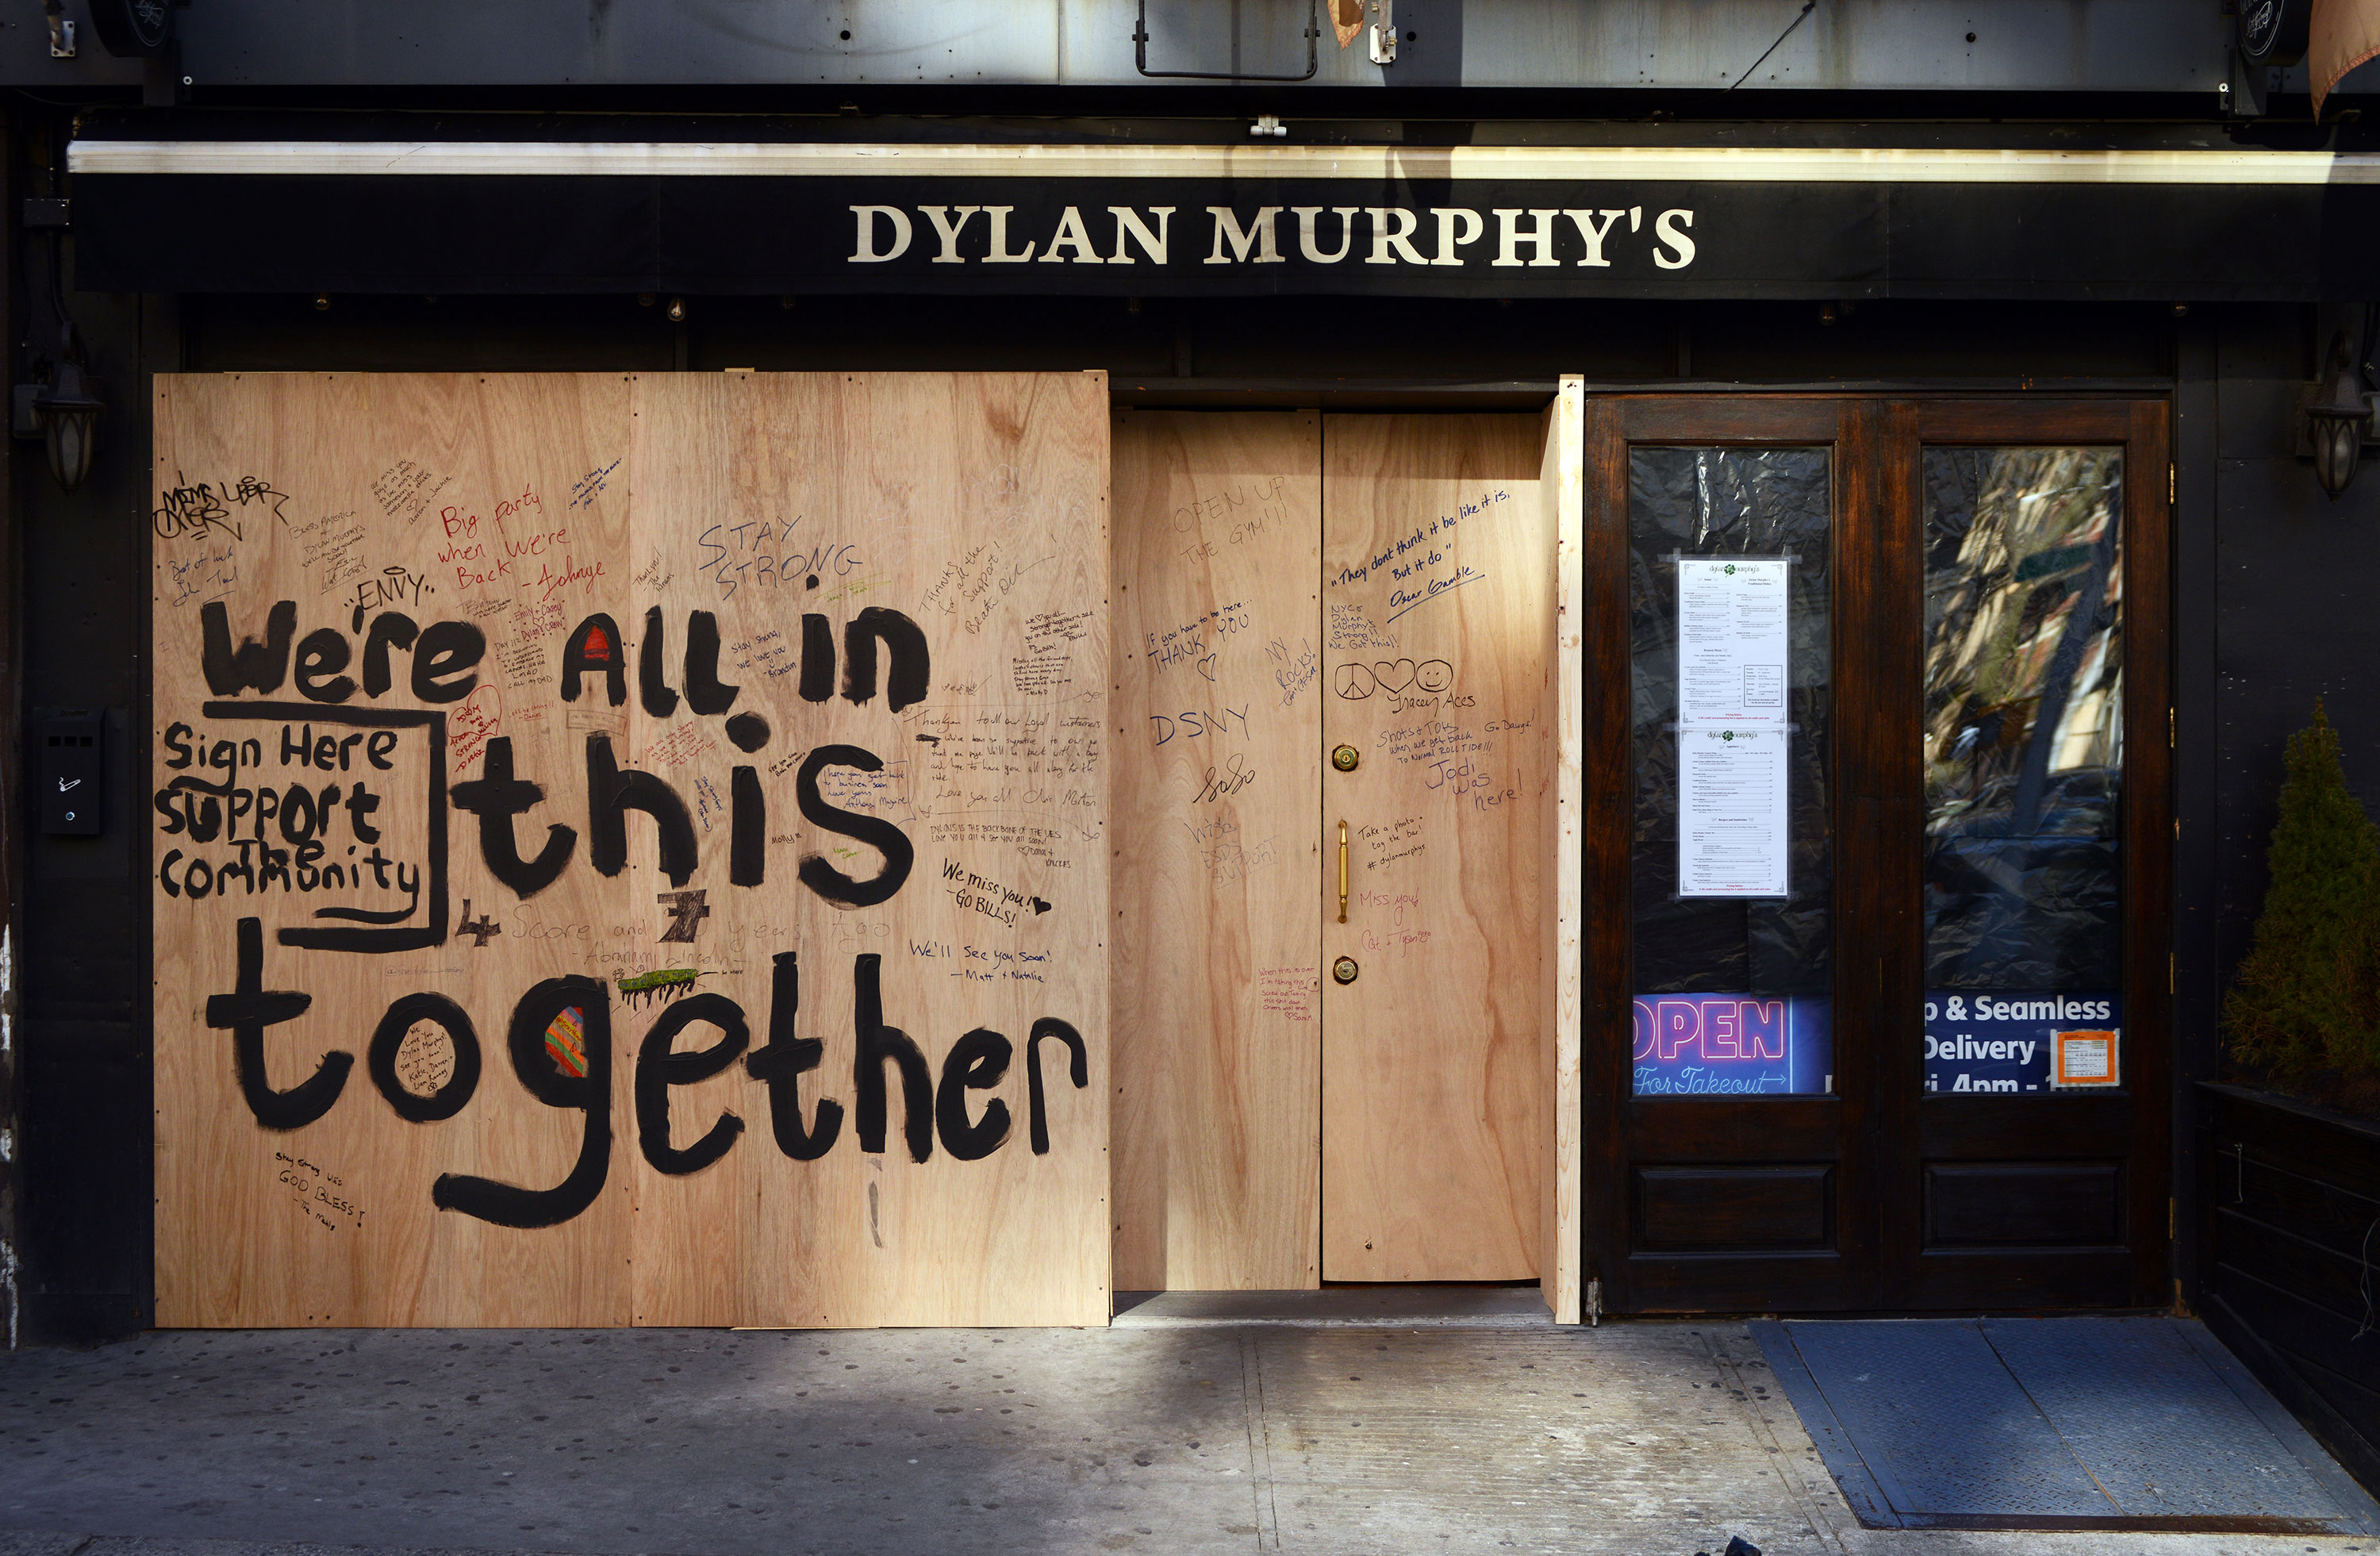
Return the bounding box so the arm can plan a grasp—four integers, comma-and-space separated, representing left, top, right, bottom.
1110, 403, 1576, 1308
1582, 397, 2172, 1314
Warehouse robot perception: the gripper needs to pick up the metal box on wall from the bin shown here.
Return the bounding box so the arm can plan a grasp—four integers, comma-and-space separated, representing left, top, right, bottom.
39, 709, 102, 835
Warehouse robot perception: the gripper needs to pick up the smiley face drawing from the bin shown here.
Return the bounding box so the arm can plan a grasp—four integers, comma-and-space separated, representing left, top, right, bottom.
1414, 659, 1454, 694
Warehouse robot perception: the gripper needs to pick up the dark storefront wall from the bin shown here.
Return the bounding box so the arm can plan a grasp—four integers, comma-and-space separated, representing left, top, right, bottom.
11, 273, 2188, 1338
16, 136, 2373, 1335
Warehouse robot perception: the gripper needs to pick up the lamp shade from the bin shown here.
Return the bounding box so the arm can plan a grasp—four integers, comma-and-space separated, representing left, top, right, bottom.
2307, 329, 2371, 500
34, 359, 103, 493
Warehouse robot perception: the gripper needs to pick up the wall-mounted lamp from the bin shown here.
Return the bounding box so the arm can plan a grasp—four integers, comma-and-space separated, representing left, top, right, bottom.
13, 195, 105, 494
2306, 328, 2378, 500
33, 357, 102, 492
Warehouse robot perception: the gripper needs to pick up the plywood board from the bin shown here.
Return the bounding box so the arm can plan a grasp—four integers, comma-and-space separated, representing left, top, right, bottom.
1110, 410, 1322, 1292
1541, 379, 1584, 1324
152, 372, 639, 1327
152, 371, 1111, 1328
1319, 413, 1553, 1283
624, 373, 1111, 1329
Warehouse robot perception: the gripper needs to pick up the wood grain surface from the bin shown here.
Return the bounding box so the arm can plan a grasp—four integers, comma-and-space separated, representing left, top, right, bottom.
1319, 413, 1554, 1283
152, 371, 1111, 1328
1541, 380, 1584, 1323
1109, 410, 1322, 1292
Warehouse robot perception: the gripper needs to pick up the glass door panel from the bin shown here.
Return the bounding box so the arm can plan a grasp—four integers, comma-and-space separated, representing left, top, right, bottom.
1630, 448, 1836, 1097
1584, 398, 1871, 1316
1921, 449, 2125, 1097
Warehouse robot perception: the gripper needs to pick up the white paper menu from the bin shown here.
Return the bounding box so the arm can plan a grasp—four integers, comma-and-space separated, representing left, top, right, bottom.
1676, 558, 1792, 898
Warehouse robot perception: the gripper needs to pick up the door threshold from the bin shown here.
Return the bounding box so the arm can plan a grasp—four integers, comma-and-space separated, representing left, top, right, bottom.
1112, 1288, 1553, 1329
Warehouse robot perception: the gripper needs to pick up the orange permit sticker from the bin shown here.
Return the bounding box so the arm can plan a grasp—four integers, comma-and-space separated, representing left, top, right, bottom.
2052, 1028, 2120, 1088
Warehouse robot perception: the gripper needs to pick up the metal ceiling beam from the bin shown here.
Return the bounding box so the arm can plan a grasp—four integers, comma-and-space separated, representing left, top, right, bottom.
0, 0, 2235, 96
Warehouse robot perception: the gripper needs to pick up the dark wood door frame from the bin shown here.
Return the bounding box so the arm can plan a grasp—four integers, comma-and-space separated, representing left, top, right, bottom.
1582, 394, 2172, 1315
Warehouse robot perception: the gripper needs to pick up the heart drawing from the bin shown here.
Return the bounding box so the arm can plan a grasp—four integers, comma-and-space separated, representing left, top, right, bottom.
1372, 658, 1417, 693
1196, 654, 1219, 682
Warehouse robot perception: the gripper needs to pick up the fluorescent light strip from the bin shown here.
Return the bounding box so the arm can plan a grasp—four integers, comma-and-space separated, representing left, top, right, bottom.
65, 140, 2380, 185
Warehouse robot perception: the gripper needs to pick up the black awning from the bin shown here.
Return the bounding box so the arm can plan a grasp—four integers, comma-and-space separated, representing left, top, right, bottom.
65, 139, 2380, 302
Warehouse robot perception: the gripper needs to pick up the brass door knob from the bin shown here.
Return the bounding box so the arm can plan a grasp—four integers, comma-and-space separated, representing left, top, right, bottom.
1331, 744, 1361, 772
1332, 956, 1360, 985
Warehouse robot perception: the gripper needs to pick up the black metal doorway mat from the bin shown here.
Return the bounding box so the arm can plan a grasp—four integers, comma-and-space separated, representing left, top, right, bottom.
1752, 1316, 2380, 1533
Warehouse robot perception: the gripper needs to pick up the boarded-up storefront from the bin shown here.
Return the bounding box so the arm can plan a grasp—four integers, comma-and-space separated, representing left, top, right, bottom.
152, 372, 1112, 1327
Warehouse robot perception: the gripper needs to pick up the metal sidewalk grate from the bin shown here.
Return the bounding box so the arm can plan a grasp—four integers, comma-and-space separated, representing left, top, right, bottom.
1751, 1316, 2380, 1532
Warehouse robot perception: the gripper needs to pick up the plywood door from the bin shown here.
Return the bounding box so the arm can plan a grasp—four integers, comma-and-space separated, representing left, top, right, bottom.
152, 370, 1111, 1329
1110, 410, 1322, 1292
1320, 414, 1554, 1282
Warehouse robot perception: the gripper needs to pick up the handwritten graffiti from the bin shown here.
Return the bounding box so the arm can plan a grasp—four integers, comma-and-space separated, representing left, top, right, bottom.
155, 474, 291, 543
696, 518, 864, 603
1334, 657, 1454, 700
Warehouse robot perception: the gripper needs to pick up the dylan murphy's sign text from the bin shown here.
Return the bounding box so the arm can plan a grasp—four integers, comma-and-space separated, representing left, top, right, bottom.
848, 202, 1699, 274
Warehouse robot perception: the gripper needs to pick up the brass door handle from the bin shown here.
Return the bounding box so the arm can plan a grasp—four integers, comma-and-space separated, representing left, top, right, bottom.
1338, 819, 1349, 924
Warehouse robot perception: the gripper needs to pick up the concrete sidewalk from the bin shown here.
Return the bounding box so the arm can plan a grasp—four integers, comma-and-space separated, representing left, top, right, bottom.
1, 1320, 2370, 1556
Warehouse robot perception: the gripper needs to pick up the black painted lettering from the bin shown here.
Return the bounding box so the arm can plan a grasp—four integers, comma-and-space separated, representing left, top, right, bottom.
293, 627, 357, 704
635, 992, 749, 1176
852, 952, 931, 1162
682, 610, 740, 716
201, 600, 297, 695
431, 977, 610, 1228
585, 734, 697, 886
794, 745, 913, 908
842, 607, 931, 712
208, 916, 345, 1130
344, 783, 382, 843
1026, 1016, 1088, 1155
558, 613, 627, 705
450, 737, 576, 897
411, 620, 486, 703
744, 952, 843, 1162
638, 605, 681, 717
799, 614, 836, 703
278, 782, 318, 845
724, 712, 769, 752
730, 765, 764, 887
935, 1028, 1012, 1162
367, 992, 482, 1124
359, 612, 419, 698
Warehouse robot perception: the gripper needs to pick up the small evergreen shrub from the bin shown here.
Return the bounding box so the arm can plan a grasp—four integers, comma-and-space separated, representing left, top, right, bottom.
2225, 701, 2380, 1089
